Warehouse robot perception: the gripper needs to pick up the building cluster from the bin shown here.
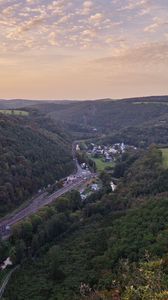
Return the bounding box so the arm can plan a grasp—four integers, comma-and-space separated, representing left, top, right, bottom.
88, 142, 136, 162
80, 182, 100, 200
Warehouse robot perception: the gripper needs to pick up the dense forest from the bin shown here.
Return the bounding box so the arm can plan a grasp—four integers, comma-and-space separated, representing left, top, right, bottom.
1, 97, 168, 300
1, 146, 168, 299
0, 113, 74, 216
32, 96, 168, 134
24, 96, 168, 145
2, 96, 168, 144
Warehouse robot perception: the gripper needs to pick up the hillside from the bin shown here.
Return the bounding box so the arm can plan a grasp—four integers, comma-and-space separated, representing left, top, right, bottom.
2, 147, 168, 300
0, 99, 77, 110
2, 96, 168, 136
0, 100, 42, 110
3, 96, 168, 148
45, 96, 168, 132
0, 113, 74, 216
1, 97, 168, 299
23, 96, 168, 144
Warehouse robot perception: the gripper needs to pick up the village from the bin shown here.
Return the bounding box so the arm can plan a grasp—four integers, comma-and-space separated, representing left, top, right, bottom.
75, 141, 138, 200
86, 142, 137, 162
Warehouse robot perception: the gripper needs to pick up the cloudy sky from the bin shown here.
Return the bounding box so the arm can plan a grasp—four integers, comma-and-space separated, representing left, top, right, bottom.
0, 0, 168, 100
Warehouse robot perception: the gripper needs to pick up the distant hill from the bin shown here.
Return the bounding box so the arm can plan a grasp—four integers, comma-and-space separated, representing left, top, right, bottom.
0, 100, 42, 109
1, 95, 168, 149
0, 99, 77, 110
26, 95, 167, 125
25, 96, 168, 137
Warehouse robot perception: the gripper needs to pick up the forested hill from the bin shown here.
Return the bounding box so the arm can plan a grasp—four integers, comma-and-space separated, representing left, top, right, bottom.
1, 96, 168, 300
29, 95, 168, 133
0, 113, 74, 216
0, 99, 76, 110
3, 147, 168, 300
0, 100, 42, 109
20, 95, 168, 145
1, 96, 168, 137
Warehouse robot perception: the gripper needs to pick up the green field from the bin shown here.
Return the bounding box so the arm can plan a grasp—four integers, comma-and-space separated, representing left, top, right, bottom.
0, 110, 29, 116
161, 148, 168, 168
92, 157, 114, 172
133, 102, 168, 106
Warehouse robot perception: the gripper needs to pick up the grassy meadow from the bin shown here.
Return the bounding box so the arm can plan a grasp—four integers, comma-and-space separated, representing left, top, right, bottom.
91, 157, 114, 172
0, 110, 29, 116
161, 148, 168, 168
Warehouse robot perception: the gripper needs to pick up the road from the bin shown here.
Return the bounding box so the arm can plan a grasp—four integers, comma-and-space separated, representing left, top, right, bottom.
0, 143, 94, 238
0, 266, 19, 299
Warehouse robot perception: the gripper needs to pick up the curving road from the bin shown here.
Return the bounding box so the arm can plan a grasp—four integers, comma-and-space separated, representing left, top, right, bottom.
0, 266, 19, 299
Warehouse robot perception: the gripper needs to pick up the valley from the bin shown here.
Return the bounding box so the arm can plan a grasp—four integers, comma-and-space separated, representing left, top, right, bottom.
1, 0, 167, 297
1, 96, 168, 300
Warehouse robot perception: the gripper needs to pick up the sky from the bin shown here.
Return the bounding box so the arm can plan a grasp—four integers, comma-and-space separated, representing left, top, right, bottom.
0, 0, 168, 100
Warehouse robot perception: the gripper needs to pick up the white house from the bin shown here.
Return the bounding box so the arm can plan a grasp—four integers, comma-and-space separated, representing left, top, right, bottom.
111, 181, 117, 192
91, 184, 99, 191
1, 257, 12, 270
